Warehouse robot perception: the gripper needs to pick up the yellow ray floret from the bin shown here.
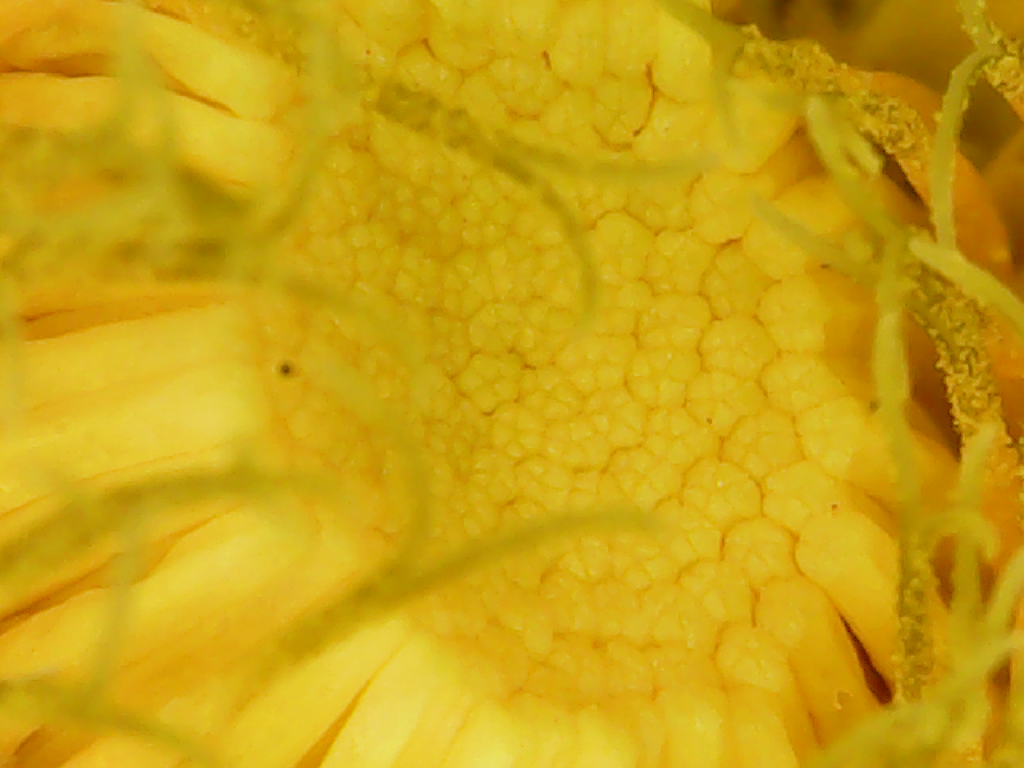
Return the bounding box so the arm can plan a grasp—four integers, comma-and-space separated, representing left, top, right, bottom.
0, 0, 296, 191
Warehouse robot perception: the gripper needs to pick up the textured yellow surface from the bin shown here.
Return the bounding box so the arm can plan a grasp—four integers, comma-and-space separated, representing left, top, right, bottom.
245, 0, 905, 763
0, 0, 981, 767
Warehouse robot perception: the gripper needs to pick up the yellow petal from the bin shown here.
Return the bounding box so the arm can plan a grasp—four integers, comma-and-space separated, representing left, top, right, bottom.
0, 73, 291, 188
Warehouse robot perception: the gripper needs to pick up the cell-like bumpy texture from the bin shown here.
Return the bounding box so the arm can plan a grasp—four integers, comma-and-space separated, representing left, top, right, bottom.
0, 1, 966, 767
238, 1, 943, 766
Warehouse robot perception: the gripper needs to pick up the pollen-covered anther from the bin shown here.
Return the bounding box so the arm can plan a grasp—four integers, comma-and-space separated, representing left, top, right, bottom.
860, 70, 1013, 276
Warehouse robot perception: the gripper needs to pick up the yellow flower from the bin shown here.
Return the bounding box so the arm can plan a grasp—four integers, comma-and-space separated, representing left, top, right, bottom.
1, 1, 1023, 767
